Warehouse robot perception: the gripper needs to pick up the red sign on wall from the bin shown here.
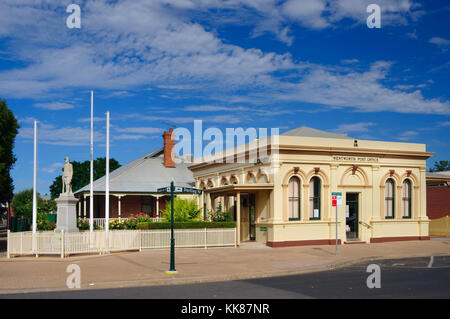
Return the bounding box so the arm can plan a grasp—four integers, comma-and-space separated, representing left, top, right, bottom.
332, 195, 337, 207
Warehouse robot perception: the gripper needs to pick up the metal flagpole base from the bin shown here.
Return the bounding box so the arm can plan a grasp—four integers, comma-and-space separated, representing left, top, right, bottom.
165, 270, 178, 275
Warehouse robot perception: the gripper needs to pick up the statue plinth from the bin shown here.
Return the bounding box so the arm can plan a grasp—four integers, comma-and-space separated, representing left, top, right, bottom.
54, 192, 79, 233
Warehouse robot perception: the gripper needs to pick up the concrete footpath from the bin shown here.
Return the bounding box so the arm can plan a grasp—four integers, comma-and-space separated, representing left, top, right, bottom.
0, 238, 449, 295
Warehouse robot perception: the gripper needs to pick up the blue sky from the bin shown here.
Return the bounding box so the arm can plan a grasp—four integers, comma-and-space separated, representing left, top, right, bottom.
1, 0, 449, 195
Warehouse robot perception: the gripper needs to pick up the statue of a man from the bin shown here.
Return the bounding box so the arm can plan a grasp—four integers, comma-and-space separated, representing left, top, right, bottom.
62, 157, 73, 194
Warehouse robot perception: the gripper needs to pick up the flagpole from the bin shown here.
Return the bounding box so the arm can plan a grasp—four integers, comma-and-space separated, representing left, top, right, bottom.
89, 91, 94, 233
32, 120, 37, 252
105, 111, 110, 253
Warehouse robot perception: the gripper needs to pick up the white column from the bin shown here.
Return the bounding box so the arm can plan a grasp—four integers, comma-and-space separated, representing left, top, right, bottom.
83, 196, 87, 219
32, 120, 37, 251
105, 111, 110, 251
89, 90, 94, 233
155, 196, 160, 218
117, 195, 122, 219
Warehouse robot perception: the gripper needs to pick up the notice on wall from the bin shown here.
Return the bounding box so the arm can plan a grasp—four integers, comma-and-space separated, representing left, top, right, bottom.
346, 205, 350, 218
313, 209, 319, 218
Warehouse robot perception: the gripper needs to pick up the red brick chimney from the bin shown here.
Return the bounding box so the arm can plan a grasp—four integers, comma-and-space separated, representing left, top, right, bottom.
163, 128, 175, 168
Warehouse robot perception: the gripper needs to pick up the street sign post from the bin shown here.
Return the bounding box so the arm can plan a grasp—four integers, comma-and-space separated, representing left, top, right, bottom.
157, 186, 202, 195
165, 181, 177, 274
158, 184, 203, 274
332, 192, 342, 256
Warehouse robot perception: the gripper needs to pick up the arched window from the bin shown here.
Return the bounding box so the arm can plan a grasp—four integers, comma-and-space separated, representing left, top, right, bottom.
402, 179, 412, 219
230, 176, 238, 184
288, 176, 300, 220
248, 174, 256, 184
385, 178, 395, 219
309, 177, 321, 220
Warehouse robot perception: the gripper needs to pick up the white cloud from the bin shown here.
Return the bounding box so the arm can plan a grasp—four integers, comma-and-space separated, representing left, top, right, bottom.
397, 130, 419, 141
78, 117, 106, 123
115, 127, 164, 134
341, 59, 360, 65
281, 0, 329, 29
276, 61, 450, 115
18, 123, 105, 146
113, 134, 147, 140
0, 1, 447, 116
334, 122, 376, 133
429, 37, 450, 50
34, 102, 75, 110
42, 162, 64, 174
132, 113, 245, 124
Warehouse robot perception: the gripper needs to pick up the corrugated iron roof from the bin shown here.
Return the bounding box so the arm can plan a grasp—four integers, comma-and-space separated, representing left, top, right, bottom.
75, 147, 195, 194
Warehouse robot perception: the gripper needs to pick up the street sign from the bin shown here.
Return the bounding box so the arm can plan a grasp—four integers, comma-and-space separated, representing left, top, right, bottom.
157, 186, 202, 194
332, 192, 342, 207
157, 187, 170, 193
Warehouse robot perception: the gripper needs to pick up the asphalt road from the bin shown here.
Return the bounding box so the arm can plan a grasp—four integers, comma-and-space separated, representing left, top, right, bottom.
1, 256, 449, 299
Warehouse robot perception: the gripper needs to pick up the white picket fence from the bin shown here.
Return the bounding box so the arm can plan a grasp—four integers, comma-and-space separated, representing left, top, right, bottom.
7, 228, 236, 258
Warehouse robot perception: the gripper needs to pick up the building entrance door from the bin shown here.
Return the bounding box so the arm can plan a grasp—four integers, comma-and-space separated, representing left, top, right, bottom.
346, 193, 359, 240
249, 193, 256, 240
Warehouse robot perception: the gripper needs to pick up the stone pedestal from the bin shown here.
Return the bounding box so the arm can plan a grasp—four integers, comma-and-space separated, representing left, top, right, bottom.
55, 193, 79, 232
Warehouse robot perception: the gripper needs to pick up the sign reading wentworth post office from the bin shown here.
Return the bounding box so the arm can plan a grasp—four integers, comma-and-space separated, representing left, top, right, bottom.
332, 156, 379, 163
157, 186, 202, 194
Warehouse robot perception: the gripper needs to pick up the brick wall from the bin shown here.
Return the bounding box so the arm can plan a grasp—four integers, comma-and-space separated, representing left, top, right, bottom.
427, 186, 450, 219
78, 194, 171, 218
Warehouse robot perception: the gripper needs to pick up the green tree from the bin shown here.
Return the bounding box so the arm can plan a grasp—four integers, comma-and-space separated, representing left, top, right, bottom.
161, 197, 201, 222
429, 160, 450, 172
0, 99, 19, 204
49, 157, 120, 198
12, 189, 56, 219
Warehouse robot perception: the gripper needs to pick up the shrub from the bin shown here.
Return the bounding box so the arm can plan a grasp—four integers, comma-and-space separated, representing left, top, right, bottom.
161, 197, 201, 222
208, 203, 233, 222
125, 217, 138, 229
77, 219, 100, 230
109, 218, 128, 230
136, 212, 153, 223
37, 212, 55, 231
122, 213, 152, 229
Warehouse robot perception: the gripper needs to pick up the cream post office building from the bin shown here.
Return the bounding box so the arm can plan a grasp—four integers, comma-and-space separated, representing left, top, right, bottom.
189, 127, 432, 247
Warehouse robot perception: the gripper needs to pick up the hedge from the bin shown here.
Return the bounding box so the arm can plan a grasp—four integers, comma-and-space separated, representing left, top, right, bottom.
136, 221, 236, 230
